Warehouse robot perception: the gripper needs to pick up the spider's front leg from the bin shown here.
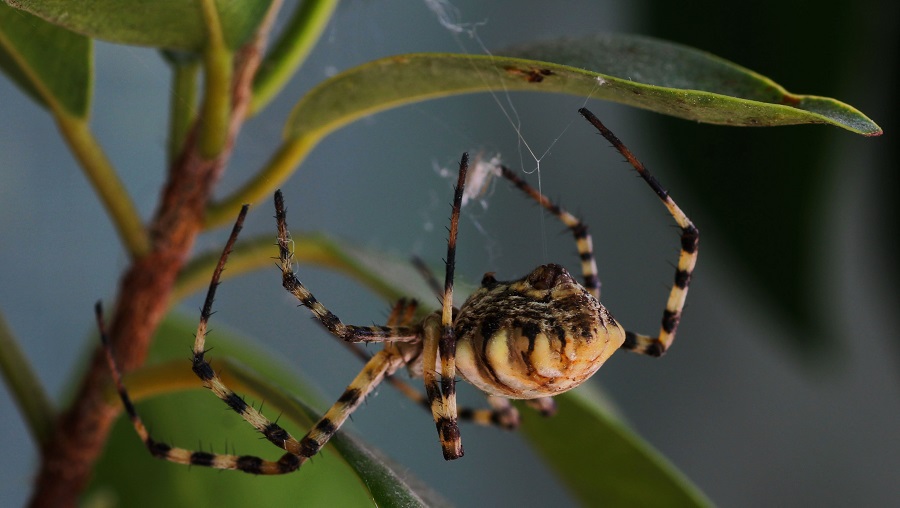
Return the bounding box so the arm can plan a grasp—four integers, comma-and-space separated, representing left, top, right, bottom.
578, 107, 699, 355
100, 205, 305, 474
274, 190, 419, 344
423, 152, 469, 460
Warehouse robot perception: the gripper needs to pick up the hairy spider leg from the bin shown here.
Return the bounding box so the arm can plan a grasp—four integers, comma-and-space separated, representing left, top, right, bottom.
423, 152, 469, 460
497, 166, 602, 300
275, 190, 419, 344
295, 348, 408, 459
100, 205, 303, 474
578, 107, 699, 356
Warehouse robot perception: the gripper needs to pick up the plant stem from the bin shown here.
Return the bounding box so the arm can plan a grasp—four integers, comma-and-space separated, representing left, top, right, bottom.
0, 310, 54, 446
165, 52, 200, 163
56, 114, 151, 257
250, 0, 340, 115
204, 131, 321, 228
198, 0, 233, 159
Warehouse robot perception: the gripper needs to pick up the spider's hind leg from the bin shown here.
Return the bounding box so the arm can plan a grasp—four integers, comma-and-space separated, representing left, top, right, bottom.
525, 397, 558, 417
298, 349, 405, 458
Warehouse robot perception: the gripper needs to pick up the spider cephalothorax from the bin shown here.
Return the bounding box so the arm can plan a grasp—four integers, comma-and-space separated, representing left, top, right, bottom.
99, 107, 698, 472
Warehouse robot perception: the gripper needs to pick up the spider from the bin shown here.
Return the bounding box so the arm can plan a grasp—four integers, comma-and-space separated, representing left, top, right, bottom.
98, 107, 698, 473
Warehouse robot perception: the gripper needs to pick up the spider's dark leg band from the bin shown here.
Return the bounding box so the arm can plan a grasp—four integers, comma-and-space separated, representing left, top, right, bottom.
99, 301, 303, 474
424, 153, 468, 460
579, 107, 699, 355
99, 205, 308, 475
498, 166, 601, 300
298, 350, 404, 457
274, 190, 419, 344
190, 207, 305, 455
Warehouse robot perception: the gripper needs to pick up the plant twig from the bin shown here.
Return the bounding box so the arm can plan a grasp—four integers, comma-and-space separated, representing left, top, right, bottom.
163, 51, 200, 163
251, 0, 340, 115
204, 134, 320, 228
197, 0, 232, 159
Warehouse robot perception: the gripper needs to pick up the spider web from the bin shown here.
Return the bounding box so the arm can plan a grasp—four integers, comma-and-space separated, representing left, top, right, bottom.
423, 0, 603, 264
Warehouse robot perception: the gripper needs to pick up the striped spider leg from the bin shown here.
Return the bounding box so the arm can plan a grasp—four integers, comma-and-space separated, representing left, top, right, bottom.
490, 108, 698, 357
577, 107, 700, 355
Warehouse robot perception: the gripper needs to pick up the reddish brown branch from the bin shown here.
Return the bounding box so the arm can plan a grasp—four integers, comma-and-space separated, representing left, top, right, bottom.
28, 10, 279, 506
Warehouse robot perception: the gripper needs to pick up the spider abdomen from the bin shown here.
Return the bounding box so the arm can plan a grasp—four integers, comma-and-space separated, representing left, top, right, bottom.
454, 264, 625, 399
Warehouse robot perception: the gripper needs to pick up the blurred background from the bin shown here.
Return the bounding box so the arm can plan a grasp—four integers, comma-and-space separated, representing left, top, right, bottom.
1, 0, 897, 506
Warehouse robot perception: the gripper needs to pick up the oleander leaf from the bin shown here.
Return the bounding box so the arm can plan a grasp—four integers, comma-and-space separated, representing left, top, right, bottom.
5, 0, 272, 51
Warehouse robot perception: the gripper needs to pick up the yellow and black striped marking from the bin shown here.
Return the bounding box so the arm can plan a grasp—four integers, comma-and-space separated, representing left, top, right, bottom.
337, 298, 524, 430
498, 166, 601, 299
578, 107, 699, 355
100, 108, 697, 475
275, 191, 419, 344
423, 153, 469, 460
100, 206, 304, 475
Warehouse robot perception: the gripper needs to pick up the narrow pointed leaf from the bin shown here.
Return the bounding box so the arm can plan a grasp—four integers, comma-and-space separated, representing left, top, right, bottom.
643, 4, 879, 355
0, 2, 90, 117
285, 37, 880, 144
5, 0, 272, 51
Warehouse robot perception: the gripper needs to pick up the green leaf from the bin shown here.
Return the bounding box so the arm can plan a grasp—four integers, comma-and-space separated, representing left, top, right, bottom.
0, 2, 90, 117
285, 41, 880, 142
88, 315, 448, 507
520, 386, 712, 507
251, 0, 340, 114
504, 34, 881, 135
208, 34, 879, 225
5, 0, 272, 51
